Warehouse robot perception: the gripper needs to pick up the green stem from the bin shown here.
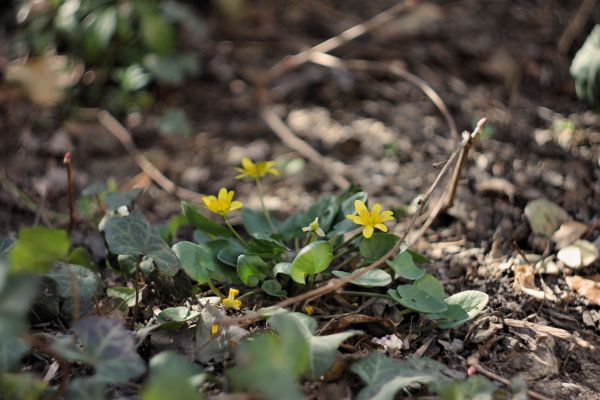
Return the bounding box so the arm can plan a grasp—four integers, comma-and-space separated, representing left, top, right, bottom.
238, 289, 261, 301
333, 253, 359, 270
207, 279, 225, 298
255, 178, 277, 233
334, 232, 361, 252
224, 217, 248, 246
308, 274, 315, 289
331, 247, 354, 263
339, 290, 394, 300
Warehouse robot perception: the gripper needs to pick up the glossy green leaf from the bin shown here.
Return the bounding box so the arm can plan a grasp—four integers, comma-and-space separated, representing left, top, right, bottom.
71, 317, 146, 383
142, 351, 205, 400
290, 241, 333, 284
242, 208, 275, 235
173, 241, 217, 284
359, 233, 400, 262
273, 262, 292, 276
216, 243, 245, 267
104, 211, 180, 276
237, 255, 268, 287
247, 233, 288, 259
332, 268, 392, 287
389, 285, 448, 313
47, 263, 103, 319
9, 227, 70, 273
140, 10, 175, 54
156, 307, 200, 330
106, 286, 137, 309
269, 312, 362, 380
182, 202, 232, 238
430, 290, 489, 329
261, 279, 287, 297
67, 246, 95, 270
303, 196, 338, 232
414, 274, 446, 301
386, 250, 425, 280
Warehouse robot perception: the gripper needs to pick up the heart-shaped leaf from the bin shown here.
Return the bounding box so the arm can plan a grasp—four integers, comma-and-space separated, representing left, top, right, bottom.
247, 233, 288, 260
156, 306, 200, 330
386, 250, 425, 280
173, 241, 228, 284
414, 274, 445, 301
332, 268, 392, 287
242, 208, 278, 235
290, 241, 333, 284
359, 233, 400, 262
273, 262, 292, 276
106, 286, 137, 311
182, 202, 232, 238
104, 211, 180, 276
429, 290, 489, 329
389, 284, 448, 313
9, 227, 70, 273
47, 262, 103, 319
261, 279, 287, 297
141, 351, 206, 400
237, 254, 269, 287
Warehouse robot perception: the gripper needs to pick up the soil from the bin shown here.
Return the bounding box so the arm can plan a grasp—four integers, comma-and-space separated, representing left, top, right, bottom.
1, 1, 600, 399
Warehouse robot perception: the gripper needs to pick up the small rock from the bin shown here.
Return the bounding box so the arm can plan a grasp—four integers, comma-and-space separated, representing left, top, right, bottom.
227, 140, 269, 164
181, 166, 209, 189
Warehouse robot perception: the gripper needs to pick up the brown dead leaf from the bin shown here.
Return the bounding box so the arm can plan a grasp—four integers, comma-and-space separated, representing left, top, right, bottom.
319, 314, 395, 336
566, 276, 600, 305
513, 263, 557, 301
5, 53, 82, 106
552, 220, 589, 249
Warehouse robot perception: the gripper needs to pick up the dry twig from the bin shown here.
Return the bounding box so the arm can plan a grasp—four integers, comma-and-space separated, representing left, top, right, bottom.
558, 0, 598, 54
503, 318, 596, 350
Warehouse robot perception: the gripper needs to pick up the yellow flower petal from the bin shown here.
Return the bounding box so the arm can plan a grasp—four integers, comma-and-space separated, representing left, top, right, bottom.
267, 168, 280, 176
375, 224, 388, 232
346, 214, 363, 224
363, 225, 374, 238
229, 200, 243, 211
379, 210, 394, 222
202, 195, 216, 209
241, 158, 254, 170
371, 203, 382, 218
355, 200, 370, 220
218, 188, 228, 203
229, 288, 239, 297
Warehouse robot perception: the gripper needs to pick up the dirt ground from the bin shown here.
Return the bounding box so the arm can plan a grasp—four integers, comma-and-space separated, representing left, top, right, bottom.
1, 1, 600, 399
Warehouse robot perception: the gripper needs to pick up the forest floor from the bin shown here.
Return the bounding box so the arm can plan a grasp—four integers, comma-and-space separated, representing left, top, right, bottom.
1, 1, 600, 399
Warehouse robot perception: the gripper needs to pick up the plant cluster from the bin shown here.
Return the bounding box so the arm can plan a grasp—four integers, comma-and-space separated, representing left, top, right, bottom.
12, 0, 202, 112
0, 156, 498, 399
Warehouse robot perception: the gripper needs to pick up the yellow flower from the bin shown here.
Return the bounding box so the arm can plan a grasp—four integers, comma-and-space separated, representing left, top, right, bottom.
235, 158, 279, 180
211, 323, 219, 336
222, 288, 242, 310
302, 217, 325, 237
346, 200, 394, 239
303, 304, 314, 315
202, 188, 243, 216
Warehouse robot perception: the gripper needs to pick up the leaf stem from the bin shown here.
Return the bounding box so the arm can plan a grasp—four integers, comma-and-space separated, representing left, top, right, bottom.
224, 217, 248, 246
207, 279, 226, 298
338, 290, 394, 300
237, 289, 261, 301
133, 256, 141, 328
63, 152, 76, 233
255, 177, 278, 233
334, 231, 361, 252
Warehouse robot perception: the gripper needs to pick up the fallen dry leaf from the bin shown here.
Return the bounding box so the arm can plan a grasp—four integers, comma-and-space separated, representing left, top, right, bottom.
524, 198, 570, 237
566, 275, 600, 305
513, 263, 557, 301
557, 240, 599, 269
552, 220, 589, 249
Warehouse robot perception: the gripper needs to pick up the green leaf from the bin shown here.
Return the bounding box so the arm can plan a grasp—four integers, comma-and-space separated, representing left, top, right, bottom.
430, 290, 489, 329
158, 108, 192, 137
182, 202, 232, 238
408, 250, 431, 264
359, 233, 400, 262
0, 337, 30, 372
104, 211, 180, 276
261, 279, 287, 297
237, 254, 269, 287
273, 262, 292, 276
71, 317, 146, 383
140, 10, 175, 54
386, 250, 425, 280
47, 263, 103, 319
173, 241, 217, 284
156, 307, 200, 330
242, 208, 277, 235
304, 196, 338, 232
65, 376, 106, 400
247, 233, 288, 259
332, 268, 392, 287
194, 305, 248, 363
82, 7, 117, 58
571, 25, 600, 108
269, 312, 362, 380
114, 64, 150, 92
524, 198, 569, 237
0, 373, 46, 400
0, 273, 40, 339
352, 352, 448, 400
279, 213, 305, 241
414, 274, 446, 301
9, 227, 70, 273
290, 241, 333, 284
438, 375, 497, 400
389, 284, 448, 314
217, 244, 244, 267
104, 189, 142, 210
106, 286, 137, 309
142, 351, 205, 400
67, 246, 95, 270
144, 53, 199, 86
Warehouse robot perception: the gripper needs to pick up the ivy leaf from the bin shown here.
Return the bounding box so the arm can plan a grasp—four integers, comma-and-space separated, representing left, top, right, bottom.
237, 255, 269, 287
65, 376, 106, 400
0, 337, 30, 372
173, 241, 220, 284
290, 241, 333, 284
261, 279, 287, 297
429, 290, 489, 329
71, 317, 146, 383
104, 211, 180, 276
106, 286, 137, 312
359, 233, 400, 262
269, 312, 362, 380
388, 284, 448, 314
9, 227, 70, 273
104, 189, 141, 210
182, 202, 232, 238
386, 250, 425, 280
47, 263, 103, 319
332, 268, 392, 287
141, 351, 206, 400
0, 273, 41, 339
352, 352, 448, 400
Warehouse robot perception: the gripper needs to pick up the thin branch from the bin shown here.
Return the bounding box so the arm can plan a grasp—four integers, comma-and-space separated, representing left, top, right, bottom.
503, 318, 596, 350
558, 0, 598, 54
97, 110, 204, 202
260, 107, 351, 190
